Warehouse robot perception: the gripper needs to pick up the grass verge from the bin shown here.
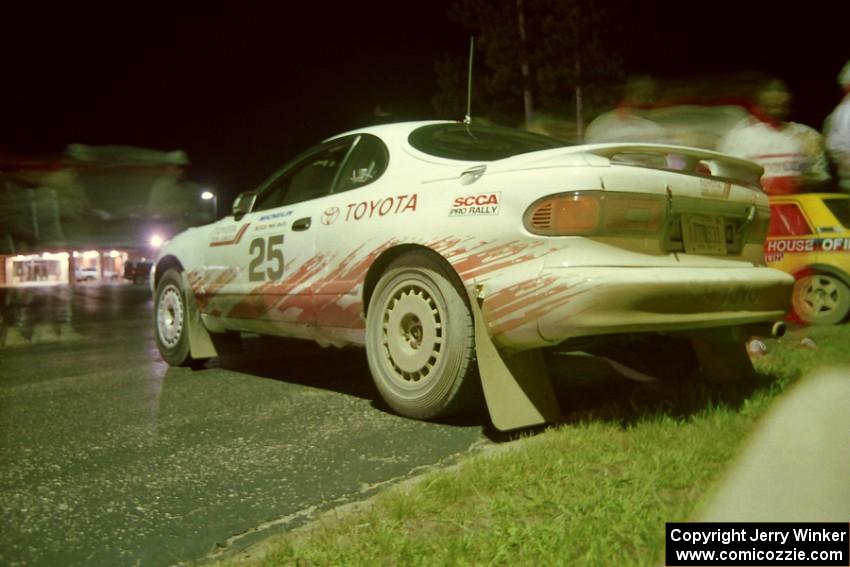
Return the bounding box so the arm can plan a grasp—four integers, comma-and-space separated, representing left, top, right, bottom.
226, 324, 850, 567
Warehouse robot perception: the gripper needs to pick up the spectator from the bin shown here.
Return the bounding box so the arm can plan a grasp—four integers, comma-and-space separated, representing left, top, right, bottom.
824, 60, 850, 194
718, 79, 830, 195
584, 76, 672, 144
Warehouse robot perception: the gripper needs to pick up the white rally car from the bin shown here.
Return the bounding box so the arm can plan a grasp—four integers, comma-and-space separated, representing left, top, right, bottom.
152, 121, 793, 430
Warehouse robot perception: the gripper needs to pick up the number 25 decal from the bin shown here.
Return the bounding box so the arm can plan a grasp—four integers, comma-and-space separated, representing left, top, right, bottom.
248, 235, 285, 281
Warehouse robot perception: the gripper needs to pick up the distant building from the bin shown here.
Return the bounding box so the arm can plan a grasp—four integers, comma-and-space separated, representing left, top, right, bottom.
0, 145, 213, 287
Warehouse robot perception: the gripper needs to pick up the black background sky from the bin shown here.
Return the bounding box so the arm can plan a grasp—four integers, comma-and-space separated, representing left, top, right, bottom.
2, 1, 848, 206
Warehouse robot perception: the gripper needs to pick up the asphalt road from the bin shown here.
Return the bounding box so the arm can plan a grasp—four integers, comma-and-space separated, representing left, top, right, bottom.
0, 284, 488, 566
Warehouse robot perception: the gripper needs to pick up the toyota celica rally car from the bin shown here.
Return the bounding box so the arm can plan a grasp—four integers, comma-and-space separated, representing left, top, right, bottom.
152, 121, 793, 430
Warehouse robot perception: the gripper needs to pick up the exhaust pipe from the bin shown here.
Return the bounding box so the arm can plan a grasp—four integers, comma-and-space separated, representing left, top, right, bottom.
741, 321, 787, 339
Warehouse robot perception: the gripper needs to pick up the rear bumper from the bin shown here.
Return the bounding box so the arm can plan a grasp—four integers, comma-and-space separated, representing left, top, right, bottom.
483, 266, 794, 349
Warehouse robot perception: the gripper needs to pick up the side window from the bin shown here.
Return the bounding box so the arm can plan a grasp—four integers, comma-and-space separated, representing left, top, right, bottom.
252, 169, 291, 213
282, 143, 351, 206
334, 134, 389, 193
253, 139, 354, 212
768, 203, 813, 237
823, 198, 850, 230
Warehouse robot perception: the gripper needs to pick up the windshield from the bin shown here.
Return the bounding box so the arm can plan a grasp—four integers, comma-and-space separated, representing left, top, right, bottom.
408, 123, 567, 161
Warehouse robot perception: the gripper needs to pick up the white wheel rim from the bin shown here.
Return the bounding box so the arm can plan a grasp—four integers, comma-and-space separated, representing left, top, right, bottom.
796, 275, 840, 319
381, 281, 444, 385
157, 284, 184, 348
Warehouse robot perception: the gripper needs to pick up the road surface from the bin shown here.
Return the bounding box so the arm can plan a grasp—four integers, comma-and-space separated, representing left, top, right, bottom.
0, 284, 487, 566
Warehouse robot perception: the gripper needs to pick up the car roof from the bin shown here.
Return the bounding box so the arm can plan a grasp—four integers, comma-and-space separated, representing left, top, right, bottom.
323, 120, 451, 145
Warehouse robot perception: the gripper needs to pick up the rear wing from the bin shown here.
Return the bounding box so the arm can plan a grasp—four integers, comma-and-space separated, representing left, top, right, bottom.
580, 143, 764, 190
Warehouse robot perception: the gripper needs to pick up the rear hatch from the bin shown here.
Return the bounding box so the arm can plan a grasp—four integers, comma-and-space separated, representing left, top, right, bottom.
519, 144, 769, 265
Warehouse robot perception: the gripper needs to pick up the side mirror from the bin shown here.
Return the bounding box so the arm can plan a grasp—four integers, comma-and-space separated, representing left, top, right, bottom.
232, 191, 257, 220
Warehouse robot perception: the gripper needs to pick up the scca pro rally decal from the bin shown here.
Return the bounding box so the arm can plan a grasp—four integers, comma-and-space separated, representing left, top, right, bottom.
764, 237, 850, 263
450, 192, 500, 217
339, 194, 418, 223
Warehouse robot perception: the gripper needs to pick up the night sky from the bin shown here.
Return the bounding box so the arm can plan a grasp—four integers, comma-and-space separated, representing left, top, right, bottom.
3, 1, 848, 206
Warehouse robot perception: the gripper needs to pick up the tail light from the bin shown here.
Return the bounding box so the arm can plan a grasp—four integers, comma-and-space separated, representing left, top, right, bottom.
524, 191, 665, 236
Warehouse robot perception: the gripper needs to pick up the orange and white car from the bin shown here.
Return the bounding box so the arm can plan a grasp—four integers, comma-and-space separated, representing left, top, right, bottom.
152, 121, 793, 429
766, 193, 850, 325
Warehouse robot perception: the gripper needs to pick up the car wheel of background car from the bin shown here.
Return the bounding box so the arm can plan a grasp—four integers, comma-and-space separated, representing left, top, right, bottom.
792, 273, 850, 325
154, 268, 202, 367
366, 251, 481, 419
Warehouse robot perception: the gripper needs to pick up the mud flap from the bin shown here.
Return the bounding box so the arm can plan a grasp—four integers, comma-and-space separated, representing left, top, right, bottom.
178, 271, 241, 360
467, 288, 561, 431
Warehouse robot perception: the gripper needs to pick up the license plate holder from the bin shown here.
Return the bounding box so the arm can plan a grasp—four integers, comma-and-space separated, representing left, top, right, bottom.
681, 214, 726, 255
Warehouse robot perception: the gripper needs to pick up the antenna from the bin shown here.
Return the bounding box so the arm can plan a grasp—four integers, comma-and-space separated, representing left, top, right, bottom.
464, 37, 474, 125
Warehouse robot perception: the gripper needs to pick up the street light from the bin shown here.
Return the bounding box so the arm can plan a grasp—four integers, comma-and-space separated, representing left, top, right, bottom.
201, 190, 218, 219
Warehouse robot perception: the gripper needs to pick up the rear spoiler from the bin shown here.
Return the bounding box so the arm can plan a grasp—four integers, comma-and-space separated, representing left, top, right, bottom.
580, 143, 764, 190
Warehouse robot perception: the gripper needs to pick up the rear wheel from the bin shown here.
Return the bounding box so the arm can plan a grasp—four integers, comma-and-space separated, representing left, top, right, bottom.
365, 251, 481, 419
154, 268, 203, 367
792, 273, 850, 325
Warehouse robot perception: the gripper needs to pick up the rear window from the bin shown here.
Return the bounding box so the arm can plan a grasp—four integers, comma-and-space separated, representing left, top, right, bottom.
408, 123, 567, 161
823, 197, 850, 229
768, 203, 813, 237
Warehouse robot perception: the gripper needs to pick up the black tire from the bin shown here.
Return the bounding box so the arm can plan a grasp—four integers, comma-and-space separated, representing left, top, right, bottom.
365, 251, 481, 419
154, 268, 201, 367
791, 273, 850, 325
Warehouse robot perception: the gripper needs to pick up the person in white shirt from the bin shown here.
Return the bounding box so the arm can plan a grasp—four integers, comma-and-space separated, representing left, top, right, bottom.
824, 60, 850, 193
584, 76, 674, 145
718, 79, 830, 195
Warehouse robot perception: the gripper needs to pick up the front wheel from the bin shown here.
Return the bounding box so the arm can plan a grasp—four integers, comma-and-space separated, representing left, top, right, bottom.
792, 273, 850, 325
365, 251, 481, 419
154, 268, 203, 367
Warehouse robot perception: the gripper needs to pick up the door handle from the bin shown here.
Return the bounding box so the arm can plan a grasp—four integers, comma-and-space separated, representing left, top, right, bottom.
292, 217, 312, 231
